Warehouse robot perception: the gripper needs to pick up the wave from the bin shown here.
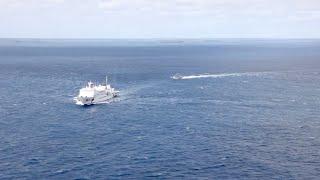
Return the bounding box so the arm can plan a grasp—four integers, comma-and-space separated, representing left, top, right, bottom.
171, 72, 273, 80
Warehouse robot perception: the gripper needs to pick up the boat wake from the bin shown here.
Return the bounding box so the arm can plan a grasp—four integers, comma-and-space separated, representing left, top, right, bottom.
171, 72, 273, 80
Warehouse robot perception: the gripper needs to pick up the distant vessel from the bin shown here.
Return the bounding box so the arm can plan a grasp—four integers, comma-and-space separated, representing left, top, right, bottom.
74, 76, 119, 106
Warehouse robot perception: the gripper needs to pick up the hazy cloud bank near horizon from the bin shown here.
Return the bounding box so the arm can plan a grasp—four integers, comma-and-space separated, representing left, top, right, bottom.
0, 0, 320, 38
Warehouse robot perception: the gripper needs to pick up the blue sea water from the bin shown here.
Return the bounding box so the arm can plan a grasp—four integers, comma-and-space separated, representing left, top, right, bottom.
0, 39, 320, 179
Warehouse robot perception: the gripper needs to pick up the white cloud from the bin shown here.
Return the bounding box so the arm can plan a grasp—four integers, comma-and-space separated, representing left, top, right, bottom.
0, 0, 65, 7
96, 0, 320, 13
95, 0, 320, 24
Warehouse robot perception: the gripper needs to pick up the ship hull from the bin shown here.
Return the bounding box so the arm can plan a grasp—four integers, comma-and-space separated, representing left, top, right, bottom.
74, 92, 119, 106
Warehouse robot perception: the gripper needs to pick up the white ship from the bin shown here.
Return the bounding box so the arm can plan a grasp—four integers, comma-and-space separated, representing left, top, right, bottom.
74, 76, 119, 106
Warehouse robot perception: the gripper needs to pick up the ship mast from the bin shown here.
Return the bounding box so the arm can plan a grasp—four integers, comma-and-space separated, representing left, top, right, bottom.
106, 75, 108, 85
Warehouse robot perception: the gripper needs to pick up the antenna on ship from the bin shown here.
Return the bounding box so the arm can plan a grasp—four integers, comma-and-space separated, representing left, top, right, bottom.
106, 75, 108, 85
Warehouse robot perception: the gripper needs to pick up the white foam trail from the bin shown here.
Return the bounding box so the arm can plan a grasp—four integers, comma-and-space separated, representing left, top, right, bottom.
172, 72, 272, 80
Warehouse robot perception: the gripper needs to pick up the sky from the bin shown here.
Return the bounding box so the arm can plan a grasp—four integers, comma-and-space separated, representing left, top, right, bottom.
0, 0, 320, 39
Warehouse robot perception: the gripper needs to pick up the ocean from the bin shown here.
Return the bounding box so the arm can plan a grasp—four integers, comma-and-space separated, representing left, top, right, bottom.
0, 39, 320, 179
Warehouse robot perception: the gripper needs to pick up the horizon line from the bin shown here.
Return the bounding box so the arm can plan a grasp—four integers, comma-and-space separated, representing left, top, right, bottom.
1, 37, 320, 41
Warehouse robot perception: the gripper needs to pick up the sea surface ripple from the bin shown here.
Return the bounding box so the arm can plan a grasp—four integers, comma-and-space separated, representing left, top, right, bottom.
0, 39, 320, 179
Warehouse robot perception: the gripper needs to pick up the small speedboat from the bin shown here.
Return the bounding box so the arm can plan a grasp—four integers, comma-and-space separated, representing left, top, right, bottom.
171, 73, 183, 80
